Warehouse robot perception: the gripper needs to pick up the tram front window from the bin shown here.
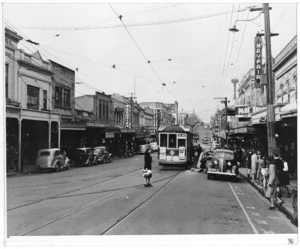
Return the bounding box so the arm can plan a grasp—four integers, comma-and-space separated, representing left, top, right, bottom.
169, 134, 177, 148
160, 134, 167, 147
178, 139, 185, 147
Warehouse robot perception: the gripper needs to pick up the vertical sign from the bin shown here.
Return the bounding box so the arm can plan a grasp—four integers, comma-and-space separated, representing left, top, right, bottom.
254, 35, 262, 83
125, 104, 131, 128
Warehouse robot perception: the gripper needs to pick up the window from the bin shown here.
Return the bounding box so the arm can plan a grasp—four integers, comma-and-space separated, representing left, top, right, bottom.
5, 64, 8, 98
27, 85, 39, 110
99, 100, 102, 118
160, 134, 167, 147
168, 134, 177, 148
43, 90, 47, 110
178, 139, 186, 147
55, 87, 62, 106
106, 103, 109, 119
63, 89, 70, 107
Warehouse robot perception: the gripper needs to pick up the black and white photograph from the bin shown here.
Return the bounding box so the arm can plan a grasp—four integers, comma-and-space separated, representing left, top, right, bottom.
1, 0, 299, 248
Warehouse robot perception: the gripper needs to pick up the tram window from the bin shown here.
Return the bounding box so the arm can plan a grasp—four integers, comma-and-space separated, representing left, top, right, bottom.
169, 134, 177, 148
160, 134, 167, 147
178, 139, 185, 147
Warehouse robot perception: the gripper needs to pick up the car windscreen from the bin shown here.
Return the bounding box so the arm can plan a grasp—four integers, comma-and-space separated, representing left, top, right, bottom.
40, 151, 50, 156
213, 151, 234, 160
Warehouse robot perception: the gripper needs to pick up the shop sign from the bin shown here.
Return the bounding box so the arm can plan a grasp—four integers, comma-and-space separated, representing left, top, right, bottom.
105, 132, 114, 138
235, 106, 265, 116
125, 104, 131, 128
254, 35, 262, 83
6, 107, 20, 115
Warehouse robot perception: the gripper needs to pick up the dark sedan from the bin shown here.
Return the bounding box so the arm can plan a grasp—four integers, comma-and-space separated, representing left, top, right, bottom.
206, 149, 238, 180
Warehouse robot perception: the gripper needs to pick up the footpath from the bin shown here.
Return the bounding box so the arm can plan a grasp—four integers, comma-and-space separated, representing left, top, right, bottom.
238, 167, 298, 226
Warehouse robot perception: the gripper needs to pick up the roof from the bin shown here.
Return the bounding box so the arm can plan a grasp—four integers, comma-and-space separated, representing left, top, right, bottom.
159, 125, 190, 132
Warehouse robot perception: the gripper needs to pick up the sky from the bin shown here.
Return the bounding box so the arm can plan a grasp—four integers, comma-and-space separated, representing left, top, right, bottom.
2, 1, 298, 123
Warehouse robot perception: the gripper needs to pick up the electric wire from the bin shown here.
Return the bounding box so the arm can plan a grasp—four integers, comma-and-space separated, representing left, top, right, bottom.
109, 4, 166, 86
17, 7, 250, 30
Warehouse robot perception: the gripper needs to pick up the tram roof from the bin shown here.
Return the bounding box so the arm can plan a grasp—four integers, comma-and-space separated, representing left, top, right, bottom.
158, 125, 191, 133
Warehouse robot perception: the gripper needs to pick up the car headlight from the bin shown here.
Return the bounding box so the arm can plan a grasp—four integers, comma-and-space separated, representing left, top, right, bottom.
227, 162, 231, 166
214, 160, 218, 164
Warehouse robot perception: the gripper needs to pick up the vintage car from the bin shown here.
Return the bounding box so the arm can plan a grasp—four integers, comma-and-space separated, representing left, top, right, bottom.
202, 137, 208, 144
206, 149, 238, 180
71, 147, 95, 167
36, 148, 70, 172
93, 146, 112, 164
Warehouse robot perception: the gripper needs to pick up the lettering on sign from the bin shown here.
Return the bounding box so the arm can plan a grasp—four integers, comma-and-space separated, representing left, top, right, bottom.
254, 35, 263, 83
235, 106, 265, 116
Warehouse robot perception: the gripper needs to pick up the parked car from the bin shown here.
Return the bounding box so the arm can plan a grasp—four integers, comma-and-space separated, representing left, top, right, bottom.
139, 144, 152, 154
93, 146, 113, 164
150, 142, 158, 152
71, 147, 94, 167
206, 149, 238, 180
36, 148, 70, 172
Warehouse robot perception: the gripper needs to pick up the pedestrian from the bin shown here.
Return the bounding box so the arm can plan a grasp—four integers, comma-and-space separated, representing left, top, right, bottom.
246, 150, 252, 179
274, 152, 292, 198
143, 146, 152, 187
265, 156, 279, 210
251, 150, 258, 182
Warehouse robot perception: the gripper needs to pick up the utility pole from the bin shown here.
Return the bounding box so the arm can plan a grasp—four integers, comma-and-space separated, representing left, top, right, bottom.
251, 4, 277, 156
214, 97, 228, 147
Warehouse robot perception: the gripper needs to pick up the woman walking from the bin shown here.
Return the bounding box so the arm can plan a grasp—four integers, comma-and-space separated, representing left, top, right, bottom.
143, 146, 153, 187
265, 156, 279, 210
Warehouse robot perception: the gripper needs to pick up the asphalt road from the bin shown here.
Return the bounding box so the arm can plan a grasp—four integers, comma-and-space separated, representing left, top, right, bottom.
7, 153, 297, 237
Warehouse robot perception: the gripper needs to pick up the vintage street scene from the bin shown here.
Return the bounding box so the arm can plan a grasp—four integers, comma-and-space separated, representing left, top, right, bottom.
3, 1, 298, 247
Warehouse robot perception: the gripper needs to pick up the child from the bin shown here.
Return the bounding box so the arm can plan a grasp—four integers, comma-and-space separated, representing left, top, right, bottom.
142, 168, 152, 187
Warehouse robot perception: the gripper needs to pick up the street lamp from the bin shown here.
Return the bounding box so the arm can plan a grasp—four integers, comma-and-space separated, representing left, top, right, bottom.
229, 4, 278, 156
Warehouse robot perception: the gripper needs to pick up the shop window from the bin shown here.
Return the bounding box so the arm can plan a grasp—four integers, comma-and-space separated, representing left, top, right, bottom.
63, 89, 70, 107
99, 101, 102, 118
168, 134, 177, 148
106, 102, 109, 119
27, 85, 39, 110
43, 90, 47, 110
55, 86, 62, 106
160, 134, 167, 147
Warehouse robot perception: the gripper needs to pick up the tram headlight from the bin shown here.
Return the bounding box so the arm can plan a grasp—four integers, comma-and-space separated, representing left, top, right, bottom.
227, 162, 231, 166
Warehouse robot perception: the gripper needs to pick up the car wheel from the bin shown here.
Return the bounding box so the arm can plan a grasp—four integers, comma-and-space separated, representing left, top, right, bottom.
66, 163, 70, 170
207, 173, 211, 179
103, 158, 106, 164
56, 163, 61, 172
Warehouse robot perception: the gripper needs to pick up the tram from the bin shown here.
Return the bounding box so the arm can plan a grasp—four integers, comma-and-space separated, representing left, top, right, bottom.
158, 125, 194, 167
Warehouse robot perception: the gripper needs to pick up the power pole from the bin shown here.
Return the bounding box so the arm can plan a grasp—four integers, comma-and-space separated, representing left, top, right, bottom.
214, 97, 228, 147
251, 4, 277, 156
264, 3, 276, 156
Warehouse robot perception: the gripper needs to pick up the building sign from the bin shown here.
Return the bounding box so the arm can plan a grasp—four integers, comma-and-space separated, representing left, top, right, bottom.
105, 132, 115, 138
254, 35, 262, 83
235, 106, 265, 116
125, 104, 131, 128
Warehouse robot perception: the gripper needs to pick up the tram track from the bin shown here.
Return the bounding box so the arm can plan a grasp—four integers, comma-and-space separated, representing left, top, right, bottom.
17, 171, 182, 236
8, 167, 142, 211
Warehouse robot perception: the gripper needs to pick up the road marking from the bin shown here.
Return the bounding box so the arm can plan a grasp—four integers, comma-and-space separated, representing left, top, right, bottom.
228, 182, 258, 234
246, 206, 256, 210
260, 228, 274, 234
237, 192, 245, 195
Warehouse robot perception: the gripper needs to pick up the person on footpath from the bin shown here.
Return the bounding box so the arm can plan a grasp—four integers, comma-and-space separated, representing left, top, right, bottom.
274, 152, 292, 198
246, 150, 253, 179
265, 156, 279, 210
143, 146, 153, 187
251, 150, 258, 182
256, 152, 267, 193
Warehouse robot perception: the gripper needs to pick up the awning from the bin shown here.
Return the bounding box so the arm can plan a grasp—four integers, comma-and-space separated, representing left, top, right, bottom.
280, 102, 297, 119
61, 122, 86, 131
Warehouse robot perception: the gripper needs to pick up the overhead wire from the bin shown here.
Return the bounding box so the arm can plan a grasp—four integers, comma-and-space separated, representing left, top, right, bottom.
17, 7, 250, 30
108, 3, 166, 87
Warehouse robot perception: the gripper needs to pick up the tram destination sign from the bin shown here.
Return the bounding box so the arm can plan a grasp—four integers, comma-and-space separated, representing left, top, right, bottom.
254, 35, 262, 83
